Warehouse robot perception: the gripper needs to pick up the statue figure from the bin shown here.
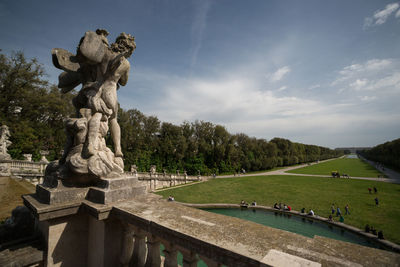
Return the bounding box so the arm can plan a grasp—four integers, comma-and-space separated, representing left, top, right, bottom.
150, 165, 156, 175
0, 125, 12, 160
48, 29, 136, 184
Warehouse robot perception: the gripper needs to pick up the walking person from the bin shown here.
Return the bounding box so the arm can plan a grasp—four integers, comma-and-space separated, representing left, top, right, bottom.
331, 204, 335, 215
336, 207, 341, 217
345, 204, 350, 215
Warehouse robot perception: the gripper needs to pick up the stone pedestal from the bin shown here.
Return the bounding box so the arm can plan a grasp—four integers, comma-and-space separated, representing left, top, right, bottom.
23, 173, 147, 267
36, 174, 147, 205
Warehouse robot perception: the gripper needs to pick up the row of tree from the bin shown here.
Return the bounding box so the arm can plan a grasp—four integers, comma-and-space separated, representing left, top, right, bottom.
0, 51, 342, 175
117, 109, 343, 174
361, 138, 400, 171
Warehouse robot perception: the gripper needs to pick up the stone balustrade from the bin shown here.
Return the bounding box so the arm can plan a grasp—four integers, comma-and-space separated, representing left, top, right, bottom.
0, 159, 47, 184
126, 171, 203, 191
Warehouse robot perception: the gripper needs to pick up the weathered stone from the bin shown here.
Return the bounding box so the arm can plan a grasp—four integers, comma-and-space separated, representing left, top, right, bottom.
49, 29, 136, 185
0, 125, 12, 160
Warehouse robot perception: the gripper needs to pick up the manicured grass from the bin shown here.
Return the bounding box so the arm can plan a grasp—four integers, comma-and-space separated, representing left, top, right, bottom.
218, 166, 288, 176
287, 157, 384, 178
156, 175, 400, 244
0, 177, 35, 221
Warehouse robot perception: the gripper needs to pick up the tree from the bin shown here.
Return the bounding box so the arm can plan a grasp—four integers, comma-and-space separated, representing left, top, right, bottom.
0, 51, 75, 160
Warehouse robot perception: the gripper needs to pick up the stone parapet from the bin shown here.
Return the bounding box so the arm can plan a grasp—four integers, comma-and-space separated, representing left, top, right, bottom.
22, 192, 400, 267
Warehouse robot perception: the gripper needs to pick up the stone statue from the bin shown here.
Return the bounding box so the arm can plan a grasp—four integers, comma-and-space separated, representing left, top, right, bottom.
48, 29, 136, 185
150, 165, 156, 175
0, 125, 12, 160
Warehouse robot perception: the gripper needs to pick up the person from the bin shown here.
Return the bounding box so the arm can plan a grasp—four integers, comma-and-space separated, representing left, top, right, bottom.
336, 207, 341, 217
308, 209, 314, 216
339, 215, 344, 222
301, 207, 305, 213
287, 205, 291, 211
279, 203, 282, 210
274, 203, 279, 209
251, 200, 257, 206
368, 188, 372, 194
240, 200, 245, 205
283, 204, 288, 210
365, 224, 370, 233
375, 197, 379, 206
168, 195, 174, 201
345, 204, 350, 215
331, 204, 335, 214
378, 230, 384, 239
328, 214, 333, 222
374, 186, 378, 194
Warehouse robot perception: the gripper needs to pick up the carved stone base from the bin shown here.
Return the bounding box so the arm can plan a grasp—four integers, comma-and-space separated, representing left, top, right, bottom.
36, 174, 147, 205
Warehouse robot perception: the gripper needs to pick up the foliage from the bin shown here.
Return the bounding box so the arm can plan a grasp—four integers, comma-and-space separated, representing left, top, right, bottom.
0, 51, 75, 161
361, 138, 400, 171
118, 108, 343, 174
156, 175, 400, 244
287, 157, 384, 178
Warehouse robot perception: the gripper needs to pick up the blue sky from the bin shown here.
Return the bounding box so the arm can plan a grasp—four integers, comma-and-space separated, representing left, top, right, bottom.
1, 0, 399, 148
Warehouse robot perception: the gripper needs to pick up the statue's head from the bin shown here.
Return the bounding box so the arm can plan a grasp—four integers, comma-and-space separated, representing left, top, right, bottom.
111, 33, 136, 57
0, 125, 10, 136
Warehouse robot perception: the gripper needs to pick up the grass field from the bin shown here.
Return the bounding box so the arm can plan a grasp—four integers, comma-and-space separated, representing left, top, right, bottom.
287, 157, 384, 177
0, 177, 35, 221
156, 175, 400, 244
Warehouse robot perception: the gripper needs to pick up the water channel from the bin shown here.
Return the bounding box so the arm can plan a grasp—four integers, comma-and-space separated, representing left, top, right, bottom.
202, 208, 383, 250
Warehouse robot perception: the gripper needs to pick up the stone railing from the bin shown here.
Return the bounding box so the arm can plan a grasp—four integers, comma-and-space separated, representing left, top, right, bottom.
126, 172, 203, 191
22, 192, 400, 267
0, 159, 47, 183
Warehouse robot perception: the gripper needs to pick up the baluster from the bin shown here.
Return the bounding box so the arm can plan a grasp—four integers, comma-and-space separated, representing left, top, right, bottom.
163, 242, 178, 267
131, 228, 147, 267
179, 248, 198, 267
120, 223, 135, 267
198, 255, 222, 267
144, 234, 160, 267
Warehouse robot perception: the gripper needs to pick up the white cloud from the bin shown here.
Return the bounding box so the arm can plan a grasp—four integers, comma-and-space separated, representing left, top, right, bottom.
332, 59, 394, 89
278, 86, 287, 91
308, 84, 321, 90
190, 1, 211, 68
350, 79, 368, 91
359, 96, 376, 102
364, 2, 400, 28
269, 66, 291, 82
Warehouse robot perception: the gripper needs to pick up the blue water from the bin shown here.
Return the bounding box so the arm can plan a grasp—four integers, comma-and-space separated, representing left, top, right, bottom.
202, 208, 382, 249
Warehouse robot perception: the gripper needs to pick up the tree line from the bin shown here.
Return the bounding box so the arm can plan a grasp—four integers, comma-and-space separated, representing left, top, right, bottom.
361, 138, 400, 171
0, 51, 342, 174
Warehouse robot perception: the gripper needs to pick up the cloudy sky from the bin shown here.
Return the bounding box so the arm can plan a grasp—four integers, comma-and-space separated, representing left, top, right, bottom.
1, 0, 399, 148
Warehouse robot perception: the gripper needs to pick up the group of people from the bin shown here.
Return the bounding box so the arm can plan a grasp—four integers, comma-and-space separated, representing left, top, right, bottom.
273, 203, 291, 211
365, 224, 384, 239
240, 200, 257, 207
367, 186, 379, 206
329, 203, 350, 223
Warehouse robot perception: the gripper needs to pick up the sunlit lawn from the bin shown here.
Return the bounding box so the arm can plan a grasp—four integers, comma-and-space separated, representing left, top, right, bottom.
287, 157, 384, 177
156, 175, 400, 244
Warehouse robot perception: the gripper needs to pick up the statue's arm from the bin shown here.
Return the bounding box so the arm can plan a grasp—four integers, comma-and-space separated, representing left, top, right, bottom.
117, 59, 130, 86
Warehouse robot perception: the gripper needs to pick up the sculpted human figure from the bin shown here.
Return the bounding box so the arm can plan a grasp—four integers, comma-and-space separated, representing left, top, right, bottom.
50, 29, 136, 182
0, 125, 12, 160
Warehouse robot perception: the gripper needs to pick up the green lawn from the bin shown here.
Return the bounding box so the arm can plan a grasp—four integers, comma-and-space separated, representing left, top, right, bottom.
287, 158, 384, 177
156, 175, 400, 244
